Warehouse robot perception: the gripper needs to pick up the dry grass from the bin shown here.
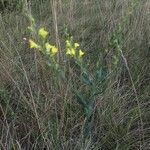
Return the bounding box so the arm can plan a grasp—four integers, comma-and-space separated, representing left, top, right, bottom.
0, 0, 150, 149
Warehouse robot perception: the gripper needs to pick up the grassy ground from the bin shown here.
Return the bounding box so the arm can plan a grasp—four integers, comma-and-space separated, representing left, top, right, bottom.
0, 0, 150, 149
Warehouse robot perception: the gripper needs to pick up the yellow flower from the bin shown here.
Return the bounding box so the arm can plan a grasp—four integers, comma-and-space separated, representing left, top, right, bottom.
51, 46, 58, 55
38, 27, 48, 39
45, 43, 53, 50
66, 48, 72, 55
45, 43, 58, 55
74, 43, 79, 48
45, 43, 53, 54
71, 48, 75, 56
66, 40, 71, 47
29, 39, 39, 49
66, 48, 76, 57
79, 49, 84, 58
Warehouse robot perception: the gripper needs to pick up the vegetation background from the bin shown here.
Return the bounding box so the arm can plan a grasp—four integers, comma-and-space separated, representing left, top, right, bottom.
0, 0, 150, 149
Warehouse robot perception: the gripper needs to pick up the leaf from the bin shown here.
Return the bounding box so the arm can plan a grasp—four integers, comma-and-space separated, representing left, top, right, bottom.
96, 67, 107, 82
75, 90, 87, 108
82, 71, 93, 85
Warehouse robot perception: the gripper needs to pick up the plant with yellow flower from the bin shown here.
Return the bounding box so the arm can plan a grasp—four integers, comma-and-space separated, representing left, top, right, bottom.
65, 38, 84, 60
28, 27, 59, 72
27, 24, 97, 142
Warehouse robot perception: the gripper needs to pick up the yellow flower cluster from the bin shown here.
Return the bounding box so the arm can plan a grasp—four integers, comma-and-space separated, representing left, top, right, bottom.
29, 27, 58, 57
45, 43, 58, 56
38, 27, 48, 39
28, 27, 84, 60
66, 40, 84, 58
66, 40, 75, 56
